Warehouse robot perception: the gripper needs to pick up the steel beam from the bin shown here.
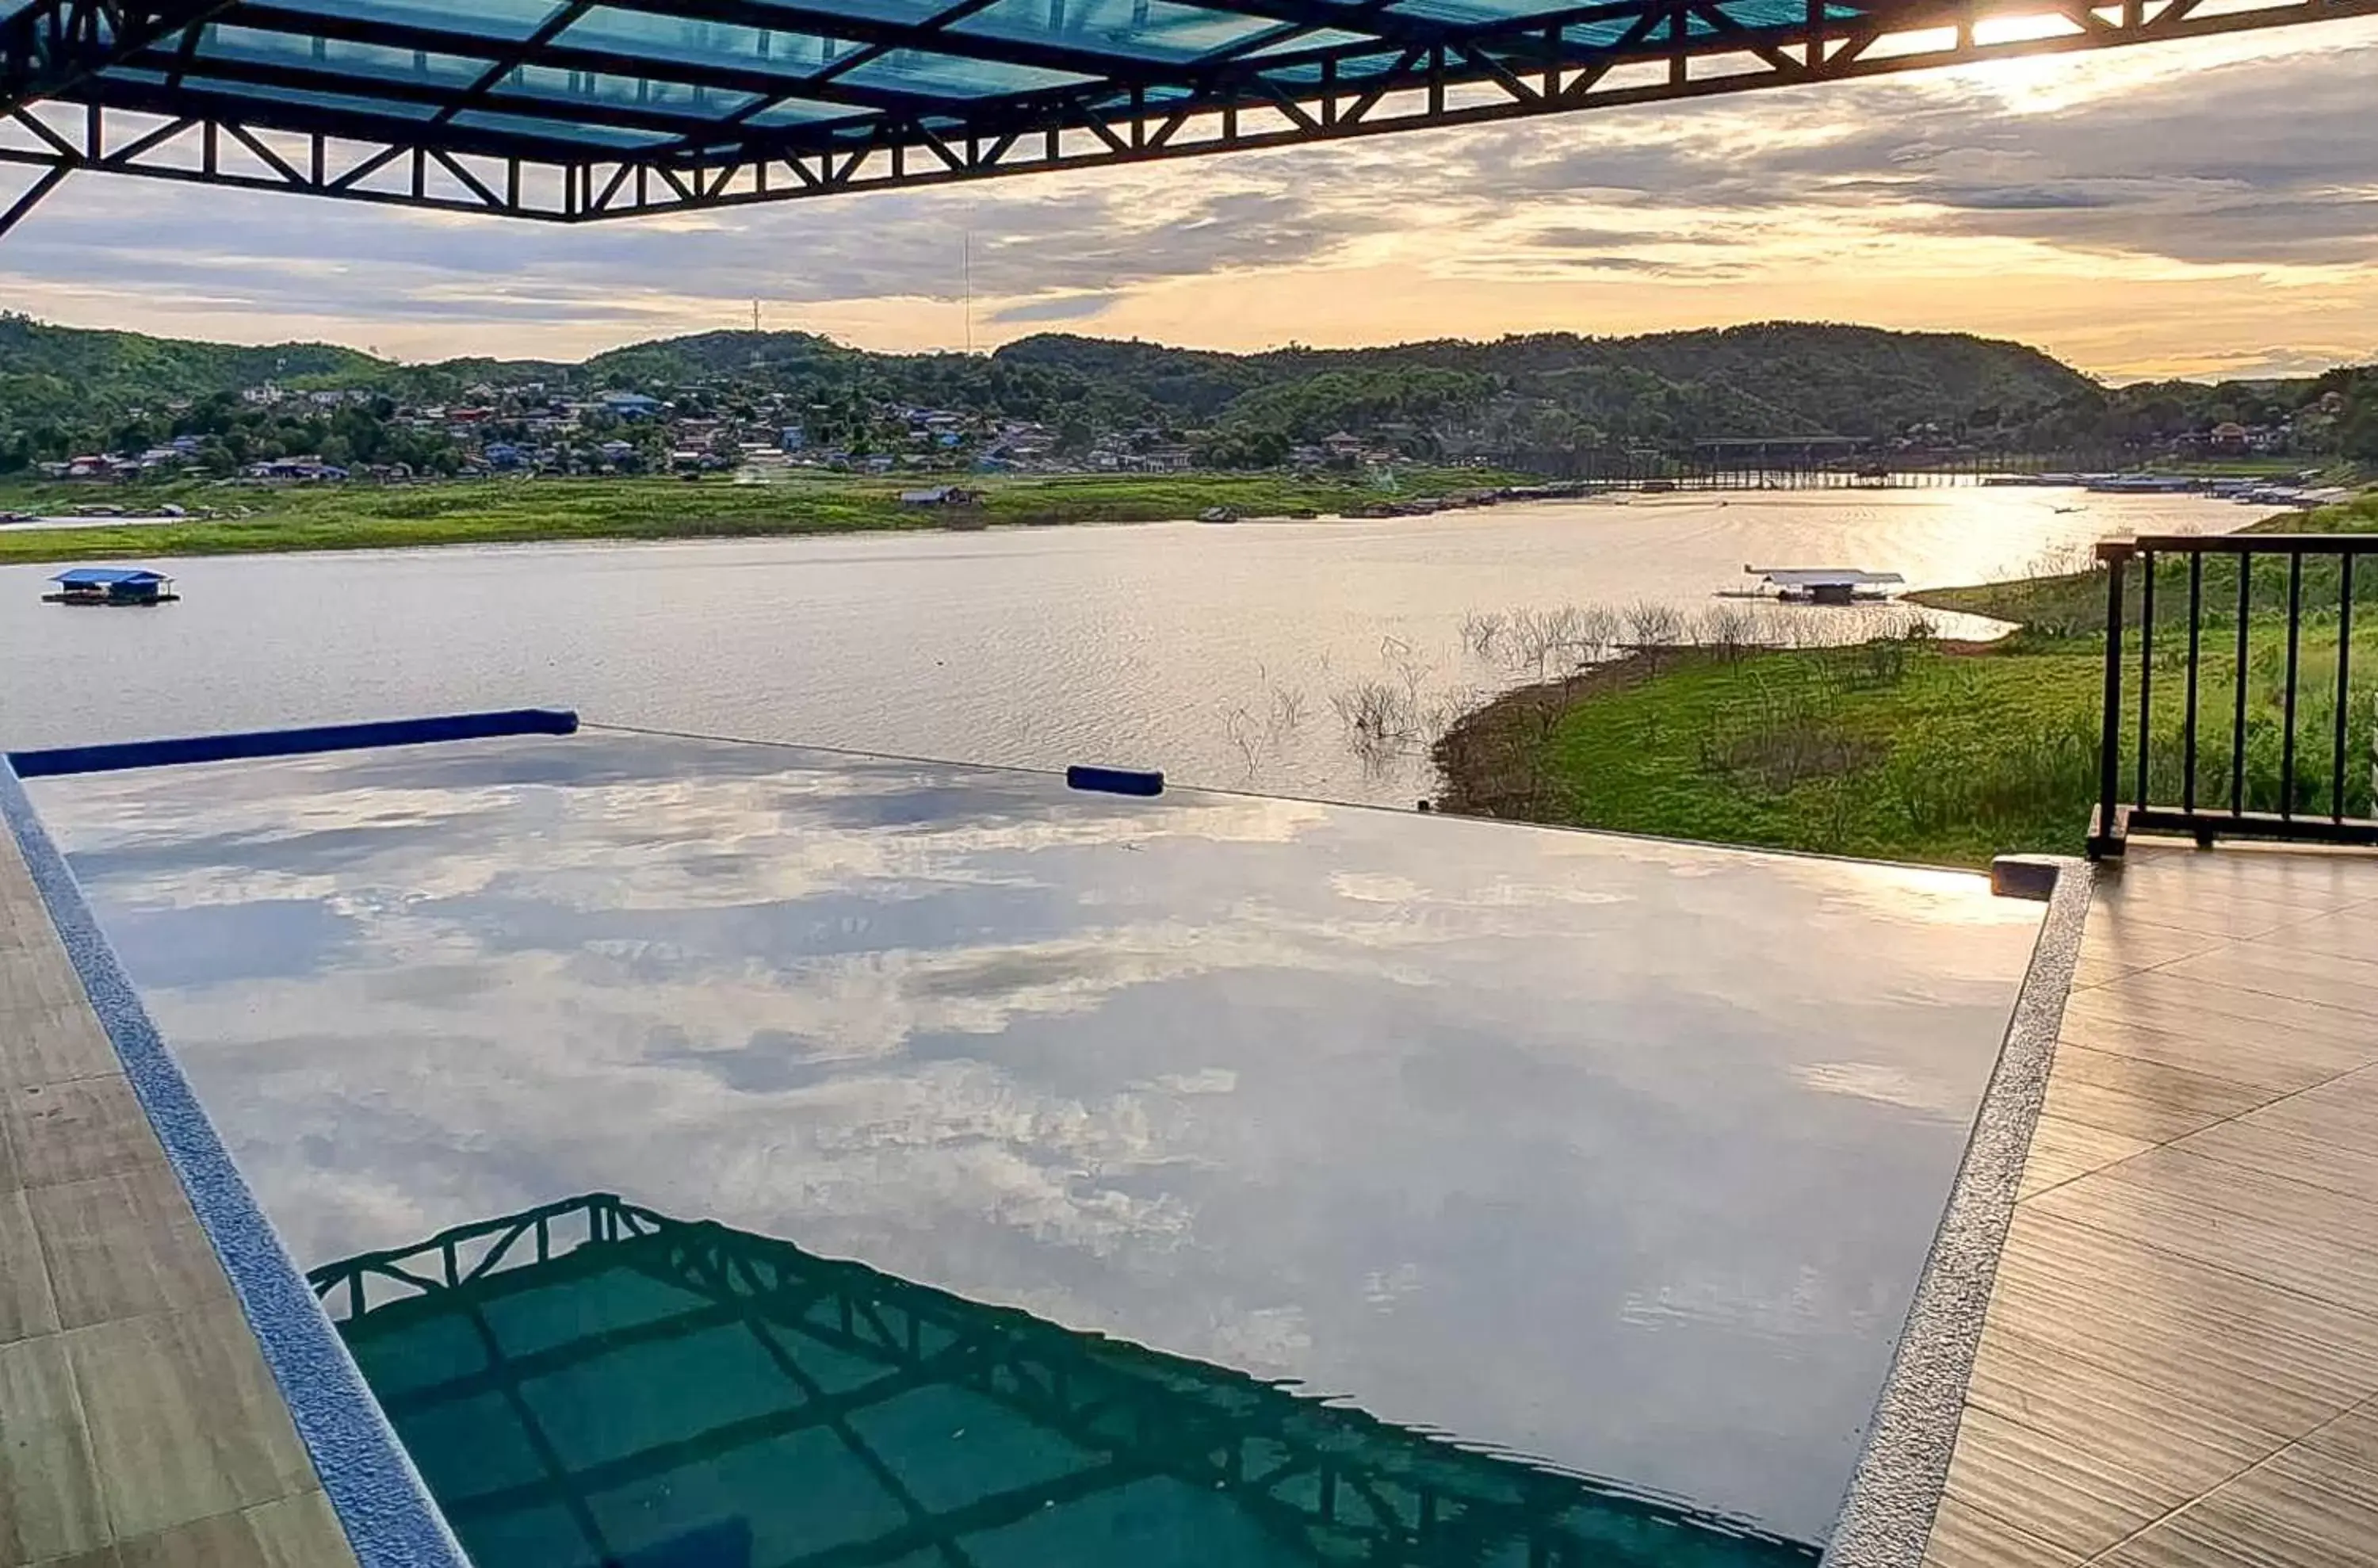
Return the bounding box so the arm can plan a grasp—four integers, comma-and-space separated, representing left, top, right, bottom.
1, 0, 239, 116
0, 162, 65, 235
0, 0, 2365, 223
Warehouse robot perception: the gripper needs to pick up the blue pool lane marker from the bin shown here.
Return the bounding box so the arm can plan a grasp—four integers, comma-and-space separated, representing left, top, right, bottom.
1066, 764, 1164, 797
8, 706, 578, 777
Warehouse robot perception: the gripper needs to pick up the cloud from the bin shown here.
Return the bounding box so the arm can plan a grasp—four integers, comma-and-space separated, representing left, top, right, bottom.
986, 291, 1121, 324
0, 17, 2373, 373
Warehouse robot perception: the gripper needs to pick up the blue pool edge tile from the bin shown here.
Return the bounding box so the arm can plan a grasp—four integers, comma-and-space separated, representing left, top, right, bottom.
1819, 855, 2094, 1568
0, 756, 472, 1568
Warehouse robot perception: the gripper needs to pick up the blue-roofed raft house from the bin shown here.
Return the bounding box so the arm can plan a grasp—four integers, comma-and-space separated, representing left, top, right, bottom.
42, 567, 178, 606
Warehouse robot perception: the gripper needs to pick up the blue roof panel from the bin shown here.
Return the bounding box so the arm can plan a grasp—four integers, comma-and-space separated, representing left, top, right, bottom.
492, 65, 759, 120
950, 0, 1285, 63
449, 108, 679, 147
54, 568, 166, 585
195, 25, 487, 87
835, 48, 1099, 98
556, 10, 843, 79
258, 0, 568, 44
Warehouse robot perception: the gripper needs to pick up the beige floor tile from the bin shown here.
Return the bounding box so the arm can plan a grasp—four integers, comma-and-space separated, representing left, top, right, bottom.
0, 935, 81, 1018
0, 1080, 162, 1191
2235, 1066, 2378, 1147
2246, 901, 2378, 965
2093, 1442, 2378, 1568
2116, 847, 2378, 906
2028, 1169, 2378, 1340
1963, 1321, 2279, 1494
2087, 883, 2316, 940
29, 1168, 230, 1331
1921, 1490, 2085, 1568
243, 1491, 355, 1568
0, 1004, 118, 1093
2300, 1398, 2378, 1471
2178, 1111, 2378, 1207
1988, 1222, 2378, 1395
2164, 943, 2378, 1020
1945, 851, 2378, 1568
2017, 1115, 2155, 1198
0, 1335, 109, 1563
2057, 1014, 2348, 1096
64, 1302, 319, 1542
2076, 920, 2228, 983
2037, 1046, 2273, 1145
109, 1513, 259, 1568
107, 1500, 353, 1568
0, 1187, 59, 1345
2065, 973, 2378, 1057
1934, 1405, 2177, 1559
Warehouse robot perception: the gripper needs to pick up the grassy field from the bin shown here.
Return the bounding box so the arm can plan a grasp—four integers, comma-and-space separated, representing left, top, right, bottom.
1436, 491, 2378, 868
0, 468, 1524, 564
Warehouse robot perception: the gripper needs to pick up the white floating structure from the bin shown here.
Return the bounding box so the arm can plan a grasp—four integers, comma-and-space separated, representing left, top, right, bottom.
1740, 567, 1906, 606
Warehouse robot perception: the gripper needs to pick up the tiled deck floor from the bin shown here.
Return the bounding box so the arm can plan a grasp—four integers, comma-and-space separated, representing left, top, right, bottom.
1925, 841, 2378, 1568
0, 828, 354, 1568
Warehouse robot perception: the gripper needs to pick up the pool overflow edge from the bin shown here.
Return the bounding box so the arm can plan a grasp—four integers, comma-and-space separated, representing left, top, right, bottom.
1821, 855, 2093, 1568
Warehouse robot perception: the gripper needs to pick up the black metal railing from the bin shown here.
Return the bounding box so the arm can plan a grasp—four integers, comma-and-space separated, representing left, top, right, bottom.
2093, 532, 2378, 857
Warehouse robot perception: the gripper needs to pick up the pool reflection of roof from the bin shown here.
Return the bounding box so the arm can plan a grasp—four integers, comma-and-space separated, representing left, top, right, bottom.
315, 1194, 1818, 1568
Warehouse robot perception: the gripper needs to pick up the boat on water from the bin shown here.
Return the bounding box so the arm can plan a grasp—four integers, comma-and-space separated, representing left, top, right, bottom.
1723, 566, 1906, 606
41, 567, 179, 606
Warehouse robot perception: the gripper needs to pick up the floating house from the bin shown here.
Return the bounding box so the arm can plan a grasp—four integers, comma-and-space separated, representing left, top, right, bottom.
42, 567, 178, 606
1742, 566, 1904, 606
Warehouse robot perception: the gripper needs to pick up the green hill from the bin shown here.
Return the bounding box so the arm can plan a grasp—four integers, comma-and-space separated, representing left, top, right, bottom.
3, 311, 2368, 468
0, 313, 390, 429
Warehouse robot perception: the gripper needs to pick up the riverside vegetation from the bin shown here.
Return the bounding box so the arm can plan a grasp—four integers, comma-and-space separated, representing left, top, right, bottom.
1432, 492, 2378, 868
0, 468, 1523, 564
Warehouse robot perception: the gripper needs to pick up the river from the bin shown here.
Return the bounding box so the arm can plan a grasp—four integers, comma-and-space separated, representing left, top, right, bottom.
0, 487, 2249, 804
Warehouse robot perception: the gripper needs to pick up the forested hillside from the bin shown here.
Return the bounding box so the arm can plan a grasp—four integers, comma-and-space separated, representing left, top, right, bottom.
3, 311, 2371, 471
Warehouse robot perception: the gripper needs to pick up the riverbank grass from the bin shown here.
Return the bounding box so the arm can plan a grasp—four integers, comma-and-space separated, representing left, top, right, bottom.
0, 468, 1524, 564
1436, 492, 2378, 867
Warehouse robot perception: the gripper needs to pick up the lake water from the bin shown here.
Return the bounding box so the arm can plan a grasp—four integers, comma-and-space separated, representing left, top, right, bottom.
0, 487, 2247, 803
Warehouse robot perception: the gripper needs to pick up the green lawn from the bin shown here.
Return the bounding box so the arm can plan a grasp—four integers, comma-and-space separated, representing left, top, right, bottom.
0, 468, 1525, 564
1435, 491, 2378, 867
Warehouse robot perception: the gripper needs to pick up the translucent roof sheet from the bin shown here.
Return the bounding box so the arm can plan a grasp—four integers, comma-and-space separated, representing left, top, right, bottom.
555, 10, 841, 78
11, 0, 1938, 186
952, 0, 1287, 63
254, 0, 570, 43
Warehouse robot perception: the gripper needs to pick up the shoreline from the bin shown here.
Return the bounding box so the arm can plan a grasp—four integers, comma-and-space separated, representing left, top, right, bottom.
0, 471, 1543, 567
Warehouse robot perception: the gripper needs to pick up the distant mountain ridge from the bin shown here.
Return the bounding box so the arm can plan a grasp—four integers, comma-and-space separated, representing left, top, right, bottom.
2, 311, 2365, 462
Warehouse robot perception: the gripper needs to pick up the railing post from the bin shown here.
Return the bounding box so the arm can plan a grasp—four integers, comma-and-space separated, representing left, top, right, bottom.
2281, 551, 2303, 819
2136, 548, 2154, 807
2337, 556, 2355, 823
2184, 553, 2202, 816
2093, 540, 2132, 858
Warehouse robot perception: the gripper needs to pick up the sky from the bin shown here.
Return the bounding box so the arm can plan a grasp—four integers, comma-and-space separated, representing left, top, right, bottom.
2, 15, 2374, 382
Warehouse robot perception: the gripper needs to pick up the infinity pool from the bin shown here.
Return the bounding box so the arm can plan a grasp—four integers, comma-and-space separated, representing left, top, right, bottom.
29, 728, 2045, 1561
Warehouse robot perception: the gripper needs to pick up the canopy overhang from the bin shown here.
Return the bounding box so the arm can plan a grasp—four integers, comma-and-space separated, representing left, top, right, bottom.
1, 0, 2370, 229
